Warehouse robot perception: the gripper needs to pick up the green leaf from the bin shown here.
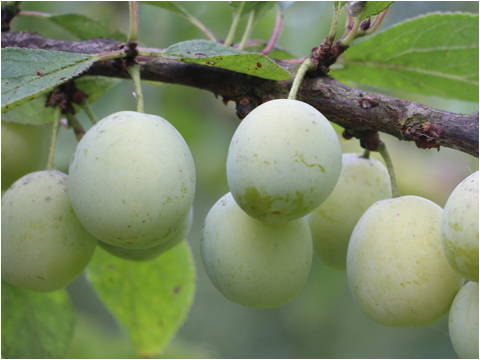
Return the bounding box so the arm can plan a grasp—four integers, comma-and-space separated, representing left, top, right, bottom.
1, 94, 55, 125
1, 48, 98, 113
75, 76, 122, 103
88, 241, 196, 357
332, 13, 479, 102
229, 1, 265, 19
360, 1, 393, 21
1, 280, 75, 359
1, 77, 120, 125
163, 40, 291, 81
45, 14, 126, 41
141, 1, 217, 41
141, 1, 191, 18
252, 1, 277, 26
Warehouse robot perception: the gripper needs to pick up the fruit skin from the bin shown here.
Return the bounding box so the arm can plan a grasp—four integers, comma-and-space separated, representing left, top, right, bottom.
1, 170, 98, 292
308, 153, 392, 270
68, 111, 196, 250
441, 171, 479, 282
98, 207, 193, 261
200, 192, 313, 309
1, 121, 52, 190
347, 196, 464, 327
449, 281, 479, 359
226, 99, 342, 224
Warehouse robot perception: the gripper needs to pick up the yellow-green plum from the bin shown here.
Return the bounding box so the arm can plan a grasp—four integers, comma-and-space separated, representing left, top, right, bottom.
98, 207, 193, 261
200, 192, 313, 309
1, 170, 98, 292
347, 196, 464, 327
308, 153, 392, 270
1, 121, 52, 190
441, 171, 479, 282
449, 281, 479, 359
68, 111, 195, 249
226, 99, 342, 224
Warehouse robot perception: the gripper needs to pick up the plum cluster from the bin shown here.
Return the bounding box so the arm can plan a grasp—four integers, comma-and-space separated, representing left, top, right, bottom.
200, 99, 478, 357
2, 111, 196, 292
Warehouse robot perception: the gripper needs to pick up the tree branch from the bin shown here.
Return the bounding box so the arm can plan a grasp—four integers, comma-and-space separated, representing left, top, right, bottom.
2, 31, 478, 157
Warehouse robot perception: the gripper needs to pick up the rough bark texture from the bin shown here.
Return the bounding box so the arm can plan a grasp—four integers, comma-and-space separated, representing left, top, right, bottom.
2, 31, 478, 157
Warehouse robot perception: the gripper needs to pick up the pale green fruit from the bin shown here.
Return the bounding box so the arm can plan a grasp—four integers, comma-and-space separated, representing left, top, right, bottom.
1, 121, 52, 190
308, 153, 392, 270
226, 99, 342, 224
68, 111, 196, 249
201, 192, 313, 309
98, 207, 193, 261
441, 171, 479, 282
1, 170, 98, 292
347, 196, 464, 327
449, 281, 479, 359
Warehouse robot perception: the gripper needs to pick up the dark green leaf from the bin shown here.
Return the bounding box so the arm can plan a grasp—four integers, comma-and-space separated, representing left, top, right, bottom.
163, 40, 291, 81
47, 14, 126, 41
1, 48, 98, 113
1, 280, 75, 359
360, 1, 393, 20
333, 13, 479, 102
88, 241, 196, 357
229, 1, 265, 18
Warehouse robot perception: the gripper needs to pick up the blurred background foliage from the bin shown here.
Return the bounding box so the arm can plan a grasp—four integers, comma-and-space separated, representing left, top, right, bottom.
7, 1, 479, 358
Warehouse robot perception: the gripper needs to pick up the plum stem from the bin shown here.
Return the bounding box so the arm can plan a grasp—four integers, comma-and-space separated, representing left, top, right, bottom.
376, 141, 400, 198
127, 64, 145, 113
81, 100, 98, 124
288, 58, 315, 100
46, 106, 61, 171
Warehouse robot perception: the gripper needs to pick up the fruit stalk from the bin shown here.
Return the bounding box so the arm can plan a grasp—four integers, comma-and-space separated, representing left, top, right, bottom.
288, 58, 316, 100
46, 106, 61, 171
81, 100, 98, 124
127, 64, 145, 113
376, 141, 400, 198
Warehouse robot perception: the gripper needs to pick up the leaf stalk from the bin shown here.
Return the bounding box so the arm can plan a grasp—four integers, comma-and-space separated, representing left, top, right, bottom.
126, 1, 139, 43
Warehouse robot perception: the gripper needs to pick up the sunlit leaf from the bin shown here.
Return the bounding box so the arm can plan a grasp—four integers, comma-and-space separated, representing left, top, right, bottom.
1, 280, 75, 359
333, 12, 479, 102
88, 241, 196, 357
164, 40, 291, 81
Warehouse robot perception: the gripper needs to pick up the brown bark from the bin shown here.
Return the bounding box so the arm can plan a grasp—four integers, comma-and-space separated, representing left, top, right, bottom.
2, 31, 478, 157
